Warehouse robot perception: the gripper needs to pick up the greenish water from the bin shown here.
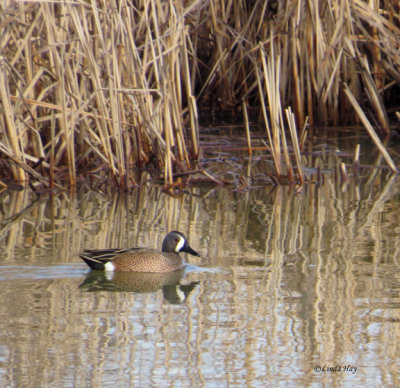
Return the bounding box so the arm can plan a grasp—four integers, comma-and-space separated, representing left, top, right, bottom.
1, 157, 400, 387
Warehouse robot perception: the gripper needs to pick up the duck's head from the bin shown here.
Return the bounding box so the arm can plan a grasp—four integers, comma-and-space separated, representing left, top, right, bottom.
162, 231, 200, 257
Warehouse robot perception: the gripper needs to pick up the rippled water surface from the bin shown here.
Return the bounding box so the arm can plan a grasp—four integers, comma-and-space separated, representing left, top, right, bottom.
1, 161, 400, 387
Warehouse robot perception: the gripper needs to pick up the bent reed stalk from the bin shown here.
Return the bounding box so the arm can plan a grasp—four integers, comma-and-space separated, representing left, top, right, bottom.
0, 0, 399, 188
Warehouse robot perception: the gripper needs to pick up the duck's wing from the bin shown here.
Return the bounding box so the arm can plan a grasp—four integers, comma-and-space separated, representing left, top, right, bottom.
81, 248, 139, 260
79, 248, 142, 270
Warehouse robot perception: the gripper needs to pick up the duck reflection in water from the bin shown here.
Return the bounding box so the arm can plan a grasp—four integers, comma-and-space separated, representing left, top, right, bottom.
79, 269, 199, 304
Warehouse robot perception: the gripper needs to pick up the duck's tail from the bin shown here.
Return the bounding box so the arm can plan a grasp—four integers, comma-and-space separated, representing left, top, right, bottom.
80, 254, 106, 270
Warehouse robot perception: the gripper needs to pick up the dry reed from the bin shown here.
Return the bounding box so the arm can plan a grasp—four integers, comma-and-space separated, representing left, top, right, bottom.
0, 0, 399, 188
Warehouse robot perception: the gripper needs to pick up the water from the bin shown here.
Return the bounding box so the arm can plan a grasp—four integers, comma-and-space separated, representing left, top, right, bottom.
1, 162, 400, 387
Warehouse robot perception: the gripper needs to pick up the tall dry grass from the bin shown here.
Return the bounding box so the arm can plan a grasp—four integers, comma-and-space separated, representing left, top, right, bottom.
0, 0, 200, 189
0, 0, 399, 188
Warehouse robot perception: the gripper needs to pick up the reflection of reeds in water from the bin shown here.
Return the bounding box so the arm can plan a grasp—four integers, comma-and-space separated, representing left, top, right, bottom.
1, 163, 400, 267
2, 171, 400, 384
0, 1, 399, 187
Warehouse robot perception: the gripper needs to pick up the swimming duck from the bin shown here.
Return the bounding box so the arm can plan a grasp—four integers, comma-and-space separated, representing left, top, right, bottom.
80, 231, 200, 273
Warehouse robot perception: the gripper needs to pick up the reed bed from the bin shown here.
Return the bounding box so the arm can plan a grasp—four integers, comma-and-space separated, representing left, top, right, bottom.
0, 0, 399, 188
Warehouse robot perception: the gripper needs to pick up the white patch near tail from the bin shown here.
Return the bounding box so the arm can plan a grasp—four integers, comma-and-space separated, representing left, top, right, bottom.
104, 261, 115, 272
175, 235, 185, 252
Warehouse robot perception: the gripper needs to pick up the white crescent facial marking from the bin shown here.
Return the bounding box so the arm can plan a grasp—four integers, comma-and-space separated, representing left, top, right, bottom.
175, 235, 185, 252
175, 286, 185, 303
104, 261, 115, 272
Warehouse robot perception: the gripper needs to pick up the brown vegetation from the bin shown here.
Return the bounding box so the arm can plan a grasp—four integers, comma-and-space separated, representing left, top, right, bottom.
0, 0, 399, 189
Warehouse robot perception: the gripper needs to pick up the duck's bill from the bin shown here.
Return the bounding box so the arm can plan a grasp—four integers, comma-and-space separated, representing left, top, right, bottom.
184, 245, 200, 257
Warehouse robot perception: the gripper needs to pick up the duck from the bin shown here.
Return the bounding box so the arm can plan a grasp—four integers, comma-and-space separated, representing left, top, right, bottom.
79, 231, 200, 273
